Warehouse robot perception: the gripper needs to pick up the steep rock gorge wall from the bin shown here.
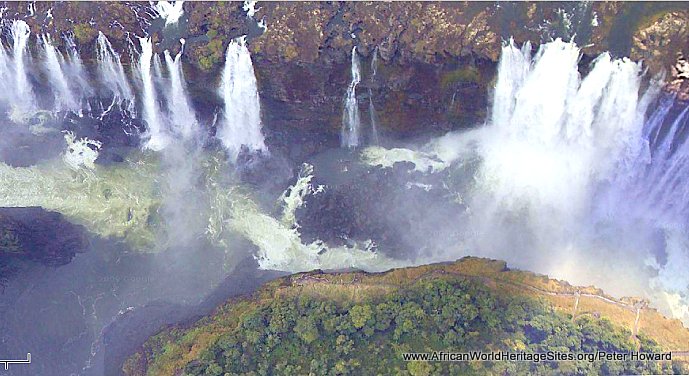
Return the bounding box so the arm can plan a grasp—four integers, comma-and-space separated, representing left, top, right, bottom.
1, 1, 689, 150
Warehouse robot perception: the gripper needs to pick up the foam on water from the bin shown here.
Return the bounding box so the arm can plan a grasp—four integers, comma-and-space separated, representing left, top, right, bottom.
361, 146, 447, 173
278, 163, 324, 228
63, 131, 102, 170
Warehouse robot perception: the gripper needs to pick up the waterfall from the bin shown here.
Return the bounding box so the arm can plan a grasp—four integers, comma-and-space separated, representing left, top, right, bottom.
138, 37, 168, 150
601, 95, 689, 224
371, 47, 379, 77
431, 38, 689, 324
10, 20, 35, 114
217, 36, 266, 161
163, 40, 198, 140
96, 32, 133, 100
491, 38, 531, 127
368, 90, 379, 145
64, 35, 93, 102
0, 34, 12, 104
368, 47, 380, 145
153, 51, 164, 79
40, 35, 79, 111
341, 46, 361, 148
480, 38, 643, 218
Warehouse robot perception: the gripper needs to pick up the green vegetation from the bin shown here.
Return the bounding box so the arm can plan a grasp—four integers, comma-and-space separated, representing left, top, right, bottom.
198, 37, 225, 71
125, 259, 689, 375
183, 280, 669, 375
194, 3, 233, 71
73, 23, 97, 44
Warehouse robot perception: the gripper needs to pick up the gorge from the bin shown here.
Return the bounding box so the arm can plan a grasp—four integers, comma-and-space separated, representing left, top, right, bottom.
0, 1, 688, 375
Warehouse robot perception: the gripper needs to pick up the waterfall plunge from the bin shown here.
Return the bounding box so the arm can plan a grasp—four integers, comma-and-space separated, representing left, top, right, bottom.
163, 40, 198, 140
96, 32, 134, 101
40, 35, 79, 111
427, 38, 689, 324
482, 39, 645, 220
368, 47, 380, 145
138, 37, 169, 150
9, 20, 35, 115
341, 46, 361, 148
96, 31, 134, 100
217, 36, 266, 161
64, 35, 92, 99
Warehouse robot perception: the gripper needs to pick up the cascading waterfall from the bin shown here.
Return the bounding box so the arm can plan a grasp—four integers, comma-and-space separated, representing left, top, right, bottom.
10, 20, 35, 114
138, 37, 169, 150
153, 51, 164, 79
368, 91, 379, 145
0, 32, 13, 104
63, 35, 93, 103
368, 47, 380, 145
341, 46, 361, 148
491, 38, 532, 128
421, 38, 689, 324
481, 39, 645, 217
217, 36, 266, 161
163, 39, 198, 140
40, 35, 79, 111
0, 21, 261, 153
363, 38, 689, 324
96, 32, 134, 100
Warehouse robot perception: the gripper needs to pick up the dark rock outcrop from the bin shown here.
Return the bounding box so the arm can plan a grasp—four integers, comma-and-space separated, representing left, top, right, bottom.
0, 207, 88, 266
294, 149, 466, 260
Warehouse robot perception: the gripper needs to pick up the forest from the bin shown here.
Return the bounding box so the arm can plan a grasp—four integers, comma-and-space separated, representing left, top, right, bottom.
128, 276, 685, 375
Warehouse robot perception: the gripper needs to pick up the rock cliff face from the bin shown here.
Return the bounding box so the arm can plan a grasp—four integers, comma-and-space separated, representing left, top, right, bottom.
632, 9, 689, 101
2, 1, 688, 152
